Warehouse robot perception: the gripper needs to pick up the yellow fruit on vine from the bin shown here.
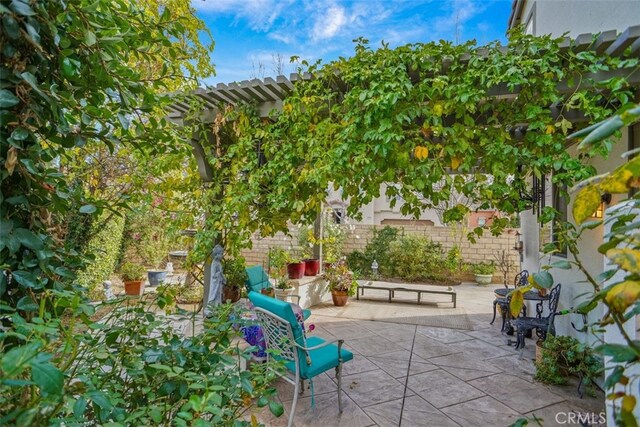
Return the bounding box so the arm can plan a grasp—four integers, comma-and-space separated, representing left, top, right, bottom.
451, 156, 461, 170
545, 125, 555, 135
433, 103, 444, 117
414, 146, 429, 160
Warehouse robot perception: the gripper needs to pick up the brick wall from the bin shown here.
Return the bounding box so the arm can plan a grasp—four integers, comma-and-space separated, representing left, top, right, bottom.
241, 224, 520, 280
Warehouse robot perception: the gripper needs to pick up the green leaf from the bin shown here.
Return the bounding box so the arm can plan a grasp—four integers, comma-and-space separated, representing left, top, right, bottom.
16, 296, 39, 311
61, 57, 81, 78
10, 127, 29, 141
532, 271, 553, 288
257, 396, 269, 407
79, 204, 97, 214
12, 270, 42, 289
2, 15, 20, 39
14, 228, 44, 250
572, 185, 601, 225
1, 343, 40, 376
577, 116, 624, 149
73, 397, 88, 418
84, 30, 97, 46
88, 390, 112, 409
595, 344, 638, 363
31, 361, 64, 395
550, 260, 571, 269
0, 89, 19, 108
606, 248, 640, 274
269, 400, 284, 417
9, 0, 35, 16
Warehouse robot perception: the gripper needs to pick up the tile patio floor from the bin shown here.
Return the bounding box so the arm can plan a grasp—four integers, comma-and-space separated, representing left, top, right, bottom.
250, 283, 605, 427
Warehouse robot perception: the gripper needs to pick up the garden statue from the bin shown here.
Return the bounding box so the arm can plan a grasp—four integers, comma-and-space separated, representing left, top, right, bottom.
205, 244, 225, 316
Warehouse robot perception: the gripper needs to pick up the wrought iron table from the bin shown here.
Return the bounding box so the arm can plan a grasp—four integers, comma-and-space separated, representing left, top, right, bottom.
493, 288, 550, 334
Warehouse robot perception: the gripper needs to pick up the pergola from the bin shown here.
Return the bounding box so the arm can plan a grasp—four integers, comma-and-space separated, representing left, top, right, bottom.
167, 26, 640, 183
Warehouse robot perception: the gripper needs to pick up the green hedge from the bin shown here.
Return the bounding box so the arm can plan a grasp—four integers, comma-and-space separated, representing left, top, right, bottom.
76, 213, 125, 300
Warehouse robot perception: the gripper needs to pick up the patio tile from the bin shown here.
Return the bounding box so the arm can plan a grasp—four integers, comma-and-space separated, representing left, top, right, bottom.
487, 354, 536, 381
469, 374, 565, 413
321, 323, 379, 340
286, 389, 374, 427
346, 336, 400, 356
406, 369, 485, 408
442, 366, 501, 381
342, 369, 409, 408
448, 338, 513, 360
416, 326, 474, 344
274, 372, 337, 403
368, 351, 437, 379
441, 396, 522, 427
341, 354, 380, 377
428, 352, 502, 375
364, 395, 459, 427
411, 334, 460, 360
461, 328, 511, 347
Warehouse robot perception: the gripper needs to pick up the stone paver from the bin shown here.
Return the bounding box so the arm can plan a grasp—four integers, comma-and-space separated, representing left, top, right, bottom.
250, 283, 604, 426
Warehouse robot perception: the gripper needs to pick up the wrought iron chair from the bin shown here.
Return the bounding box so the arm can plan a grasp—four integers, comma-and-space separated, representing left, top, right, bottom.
248, 291, 353, 427
246, 265, 310, 320
512, 283, 562, 352
490, 270, 529, 332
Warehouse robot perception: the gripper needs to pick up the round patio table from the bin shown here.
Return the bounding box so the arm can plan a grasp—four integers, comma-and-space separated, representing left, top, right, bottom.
494, 288, 550, 334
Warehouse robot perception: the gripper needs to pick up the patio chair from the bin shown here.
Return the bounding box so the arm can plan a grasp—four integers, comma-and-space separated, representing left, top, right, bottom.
248, 291, 353, 427
245, 265, 311, 320
490, 269, 529, 332
512, 283, 562, 352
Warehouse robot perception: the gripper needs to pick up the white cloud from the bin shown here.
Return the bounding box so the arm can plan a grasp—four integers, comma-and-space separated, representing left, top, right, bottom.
311, 4, 347, 40
193, 0, 291, 31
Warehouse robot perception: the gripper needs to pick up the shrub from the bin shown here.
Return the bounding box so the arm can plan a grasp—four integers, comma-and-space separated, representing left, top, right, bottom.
223, 256, 248, 289
75, 213, 125, 299
120, 262, 146, 281
0, 291, 284, 425
345, 226, 399, 277
535, 335, 603, 397
386, 235, 449, 282
122, 207, 173, 269
473, 262, 496, 275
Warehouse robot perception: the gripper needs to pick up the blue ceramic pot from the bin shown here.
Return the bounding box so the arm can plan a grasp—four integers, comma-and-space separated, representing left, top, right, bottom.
147, 270, 167, 287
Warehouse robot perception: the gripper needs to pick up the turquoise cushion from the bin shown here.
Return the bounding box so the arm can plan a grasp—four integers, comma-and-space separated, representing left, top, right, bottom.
302, 309, 311, 320
285, 336, 354, 379
246, 265, 270, 293
248, 291, 304, 344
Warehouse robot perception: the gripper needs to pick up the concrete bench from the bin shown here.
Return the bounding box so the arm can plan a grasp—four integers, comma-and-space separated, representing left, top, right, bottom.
356, 282, 456, 308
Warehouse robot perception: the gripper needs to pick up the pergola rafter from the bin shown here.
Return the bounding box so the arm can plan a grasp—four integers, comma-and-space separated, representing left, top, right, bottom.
168, 26, 640, 122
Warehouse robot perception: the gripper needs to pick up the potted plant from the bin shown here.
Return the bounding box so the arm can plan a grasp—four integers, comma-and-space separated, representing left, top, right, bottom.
299, 226, 320, 276
535, 335, 603, 397
274, 278, 297, 301
322, 259, 358, 306
222, 257, 247, 303
121, 262, 146, 296
286, 248, 305, 279
473, 262, 496, 285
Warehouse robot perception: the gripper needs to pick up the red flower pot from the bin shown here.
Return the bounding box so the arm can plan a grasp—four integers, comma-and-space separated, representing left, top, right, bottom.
287, 262, 305, 279
304, 259, 320, 276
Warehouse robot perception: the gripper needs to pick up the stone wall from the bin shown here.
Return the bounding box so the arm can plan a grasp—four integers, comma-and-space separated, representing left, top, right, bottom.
241, 224, 521, 282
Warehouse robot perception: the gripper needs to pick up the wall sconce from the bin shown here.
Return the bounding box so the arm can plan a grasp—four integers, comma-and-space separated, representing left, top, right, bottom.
592, 193, 612, 219
514, 231, 524, 262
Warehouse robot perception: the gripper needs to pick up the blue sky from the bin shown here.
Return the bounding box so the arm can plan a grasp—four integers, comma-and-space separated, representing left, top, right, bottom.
194, 0, 512, 86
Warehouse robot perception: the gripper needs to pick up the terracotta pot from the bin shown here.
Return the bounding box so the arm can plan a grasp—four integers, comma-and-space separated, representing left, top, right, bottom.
223, 286, 241, 303
261, 288, 275, 298
287, 262, 305, 279
304, 259, 320, 276
331, 290, 349, 306
124, 280, 144, 296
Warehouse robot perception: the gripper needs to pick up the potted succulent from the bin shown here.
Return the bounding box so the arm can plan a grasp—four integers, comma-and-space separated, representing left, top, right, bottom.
222, 257, 247, 303
322, 259, 358, 306
299, 226, 320, 276
473, 262, 496, 285
121, 262, 147, 296
286, 248, 305, 279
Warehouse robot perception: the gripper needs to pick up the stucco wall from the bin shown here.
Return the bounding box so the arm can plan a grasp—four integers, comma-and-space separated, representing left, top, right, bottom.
518, 0, 640, 37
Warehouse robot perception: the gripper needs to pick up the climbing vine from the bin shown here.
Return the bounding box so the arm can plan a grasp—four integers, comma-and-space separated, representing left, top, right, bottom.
194, 30, 638, 259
